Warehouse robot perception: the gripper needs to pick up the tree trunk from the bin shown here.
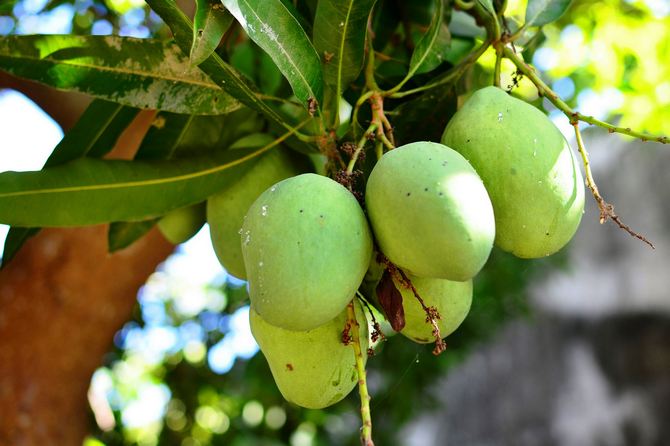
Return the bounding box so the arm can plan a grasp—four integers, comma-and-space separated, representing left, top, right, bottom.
0, 91, 175, 445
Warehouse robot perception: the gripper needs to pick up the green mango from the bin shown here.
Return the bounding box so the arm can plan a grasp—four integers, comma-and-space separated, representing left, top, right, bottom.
249, 301, 368, 409
242, 173, 373, 331
442, 86, 585, 258
157, 202, 206, 244
365, 141, 495, 281
394, 274, 472, 343
207, 147, 305, 279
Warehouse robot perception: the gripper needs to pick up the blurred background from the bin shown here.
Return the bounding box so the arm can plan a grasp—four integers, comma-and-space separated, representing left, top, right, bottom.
1, 0, 669, 445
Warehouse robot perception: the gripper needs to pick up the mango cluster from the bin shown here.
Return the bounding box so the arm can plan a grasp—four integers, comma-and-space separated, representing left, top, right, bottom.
205, 86, 585, 409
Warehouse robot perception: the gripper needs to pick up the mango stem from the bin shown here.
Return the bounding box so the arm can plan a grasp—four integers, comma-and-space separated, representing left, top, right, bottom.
346, 300, 375, 446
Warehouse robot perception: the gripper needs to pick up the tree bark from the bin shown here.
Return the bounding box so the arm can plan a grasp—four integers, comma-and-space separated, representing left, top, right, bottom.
0, 96, 175, 445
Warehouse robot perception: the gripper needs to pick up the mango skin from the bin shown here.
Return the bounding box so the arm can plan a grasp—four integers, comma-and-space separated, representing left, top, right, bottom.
207, 148, 304, 279
442, 86, 585, 258
242, 173, 373, 331
157, 202, 206, 244
365, 141, 495, 281
250, 302, 368, 409
394, 274, 472, 343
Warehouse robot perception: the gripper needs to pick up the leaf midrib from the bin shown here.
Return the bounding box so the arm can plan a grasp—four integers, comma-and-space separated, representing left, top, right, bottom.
0, 52, 219, 90
1, 145, 267, 199
336, 0, 355, 99
408, 0, 443, 76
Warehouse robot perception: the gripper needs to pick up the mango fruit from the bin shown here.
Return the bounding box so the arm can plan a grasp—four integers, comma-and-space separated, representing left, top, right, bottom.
242, 173, 373, 331
394, 274, 472, 343
442, 86, 585, 258
157, 202, 206, 244
207, 147, 305, 279
249, 301, 368, 409
365, 141, 495, 281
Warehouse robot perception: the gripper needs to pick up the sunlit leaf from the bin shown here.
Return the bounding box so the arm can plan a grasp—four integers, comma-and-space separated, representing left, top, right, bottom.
221, 0, 324, 109
0, 35, 240, 115
191, 0, 233, 66
525, 0, 573, 28
1, 99, 138, 266
146, 0, 316, 152
313, 0, 376, 103
0, 148, 268, 227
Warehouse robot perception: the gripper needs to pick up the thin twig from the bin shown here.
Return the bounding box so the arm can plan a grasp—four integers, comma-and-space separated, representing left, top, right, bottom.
346, 301, 375, 446
395, 269, 446, 355
503, 46, 669, 145
346, 124, 377, 174
387, 39, 491, 99
572, 124, 655, 248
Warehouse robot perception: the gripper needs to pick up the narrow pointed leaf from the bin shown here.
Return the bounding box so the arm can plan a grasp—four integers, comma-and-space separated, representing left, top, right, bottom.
313, 0, 376, 99
2, 99, 138, 266
221, 0, 324, 108
134, 113, 196, 161
146, 0, 315, 153
191, 0, 233, 65
1, 228, 38, 267
408, 0, 450, 76
0, 148, 268, 227
525, 0, 572, 27
0, 34, 240, 115
108, 219, 158, 252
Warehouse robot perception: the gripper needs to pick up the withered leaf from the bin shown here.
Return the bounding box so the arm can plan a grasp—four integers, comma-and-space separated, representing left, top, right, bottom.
376, 270, 405, 331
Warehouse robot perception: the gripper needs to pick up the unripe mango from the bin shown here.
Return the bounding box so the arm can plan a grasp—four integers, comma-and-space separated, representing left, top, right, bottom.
442, 86, 585, 258
393, 274, 472, 343
365, 142, 495, 281
242, 173, 373, 331
207, 147, 305, 279
249, 301, 368, 409
157, 202, 206, 244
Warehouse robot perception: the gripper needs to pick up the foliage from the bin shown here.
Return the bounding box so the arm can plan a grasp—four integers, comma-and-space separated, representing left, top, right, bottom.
1, 0, 668, 444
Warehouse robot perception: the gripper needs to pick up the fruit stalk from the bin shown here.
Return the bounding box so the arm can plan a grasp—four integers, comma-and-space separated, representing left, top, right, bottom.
346, 300, 375, 446
502, 46, 669, 145
572, 123, 654, 248
396, 268, 446, 355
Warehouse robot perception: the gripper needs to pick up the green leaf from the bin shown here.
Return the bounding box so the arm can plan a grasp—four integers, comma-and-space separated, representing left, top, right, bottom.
1, 228, 38, 267
229, 133, 276, 149
146, 0, 315, 152
391, 84, 457, 145
0, 34, 240, 115
0, 148, 268, 227
477, 0, 496, 15
313, 0, 376, 102
525, 0, 573, 27
134, 113, 196, 161
408, 0, 450, 77
1, 99, 138, 267
49, 100, 140, 162
221, 0, 324, 108
107, 219, 158, 252
191, 0, 233, 66
449, 11, 485, 39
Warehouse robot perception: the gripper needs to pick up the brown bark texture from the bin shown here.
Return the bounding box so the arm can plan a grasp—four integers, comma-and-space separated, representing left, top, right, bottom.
0, 89, 175, 445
